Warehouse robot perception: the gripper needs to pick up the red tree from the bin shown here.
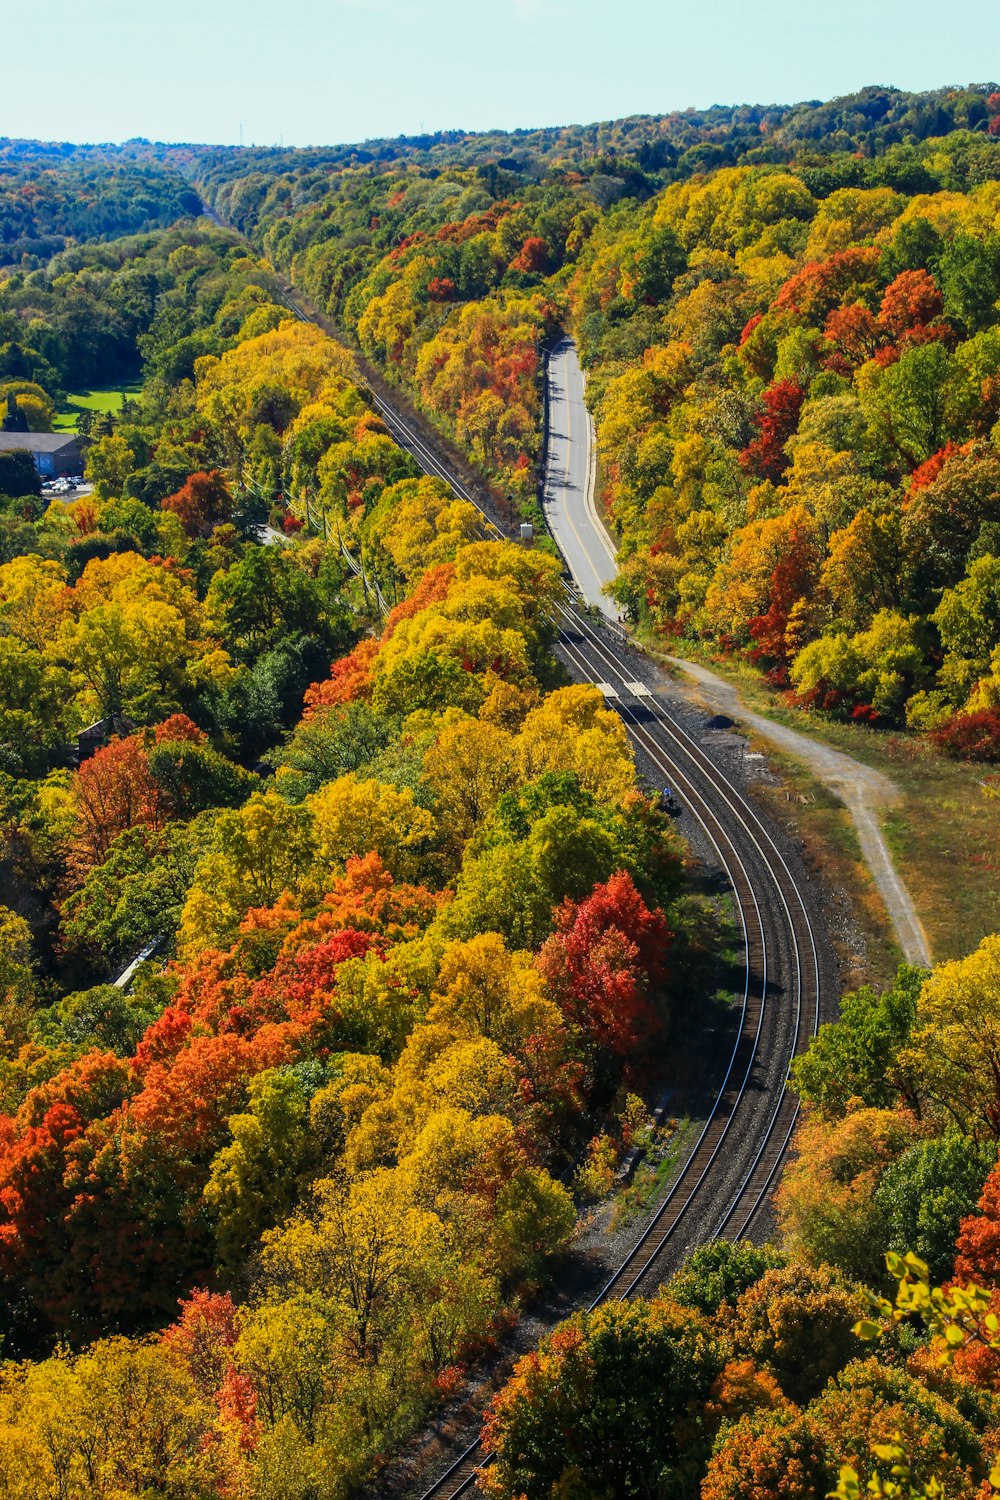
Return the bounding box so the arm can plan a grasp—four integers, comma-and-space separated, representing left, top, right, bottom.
427, 276, 457, 302
824, 304, 883, 366
773, 247, 882, 321
510, 237, 550, 275
538, 872, 671, 1058
71, 735, 163, 875
739, 380, 805, 483
878, 269, 944, 338
747, 520, 821, 668
955, 1162, 1000, 1284
162, 1286, 238, 1393
303, 637, 381, 712
0, 1053, 133, 1307
162, 471, 233, 538
905, 441, 960, 496
153, 713, 207, 745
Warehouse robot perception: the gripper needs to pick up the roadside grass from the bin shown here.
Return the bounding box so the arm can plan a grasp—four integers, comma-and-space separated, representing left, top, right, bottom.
53, 384, 141, 432
750, 739, 902, 991
650, 640, 1000, 968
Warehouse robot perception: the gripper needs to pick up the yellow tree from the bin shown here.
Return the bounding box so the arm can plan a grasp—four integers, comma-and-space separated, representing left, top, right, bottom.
307, 774, 435, 883
901, 934, 1000, 1137
422, 716, 518, 851
427, 931, 560, 1047
516, 684, 635, 803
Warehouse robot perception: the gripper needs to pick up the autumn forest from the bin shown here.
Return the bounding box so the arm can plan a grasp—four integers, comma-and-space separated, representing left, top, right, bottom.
0, 81, 1000, 1499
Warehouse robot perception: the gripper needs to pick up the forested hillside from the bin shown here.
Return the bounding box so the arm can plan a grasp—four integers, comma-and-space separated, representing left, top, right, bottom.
1, 82, 1000, 1498
0, 154, 201, 267
191, 82, 1000, 754
0, 220, 690, 1493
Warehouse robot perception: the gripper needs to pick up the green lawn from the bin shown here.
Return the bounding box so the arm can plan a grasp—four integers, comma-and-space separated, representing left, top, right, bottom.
53, 384, 142, 432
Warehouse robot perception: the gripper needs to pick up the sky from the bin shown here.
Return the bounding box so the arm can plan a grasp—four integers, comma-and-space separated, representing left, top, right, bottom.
5, 0, 1000, 148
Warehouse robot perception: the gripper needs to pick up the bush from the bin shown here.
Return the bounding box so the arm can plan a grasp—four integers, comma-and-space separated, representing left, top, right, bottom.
931, 709, 1000, 761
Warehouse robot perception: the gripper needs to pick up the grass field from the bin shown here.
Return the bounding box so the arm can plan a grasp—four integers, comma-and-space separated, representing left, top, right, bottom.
657, 644, 1000, 969
53, 384, 141, 432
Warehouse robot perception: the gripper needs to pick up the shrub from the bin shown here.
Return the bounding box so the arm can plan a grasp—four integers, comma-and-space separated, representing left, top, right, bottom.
931, 709, 1000, 762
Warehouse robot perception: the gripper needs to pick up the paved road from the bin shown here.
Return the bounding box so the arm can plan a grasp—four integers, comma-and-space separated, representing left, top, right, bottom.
541, 335, 931, 968
542, 336, 620, 620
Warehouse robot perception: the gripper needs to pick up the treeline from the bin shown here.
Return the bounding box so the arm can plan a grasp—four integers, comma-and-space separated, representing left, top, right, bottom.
480, 936, 1000, 1499
0, 221, 690, 1494
186, 82, 1000, 183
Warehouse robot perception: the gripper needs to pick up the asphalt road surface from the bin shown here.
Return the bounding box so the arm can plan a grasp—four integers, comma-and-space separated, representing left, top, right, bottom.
542, 336, 620, 620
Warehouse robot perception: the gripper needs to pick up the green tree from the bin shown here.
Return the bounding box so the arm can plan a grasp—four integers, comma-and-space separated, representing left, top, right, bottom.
0, 448, 40, 498
146, 738, 255, 819
857, 342, 954, 469
204, 1068, 315, 1274
483, 1298, 721, 1500
273, 701, 396, 799
31, 983, 161, 1056
84, 434, 135, 503
875, 1134, 997, 1282
669, 1239, 788, 1315
934, 553, 1000, 704
206, 546, 351, 661
60, 823, 200, 968
790, 966, 923, 1117
939, 232, 1000, 335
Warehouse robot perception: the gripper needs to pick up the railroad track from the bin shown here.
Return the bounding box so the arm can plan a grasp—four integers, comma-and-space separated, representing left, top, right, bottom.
339, 351, 824, 1500
210, 248, 827, 1498
414, 603, 821, 1499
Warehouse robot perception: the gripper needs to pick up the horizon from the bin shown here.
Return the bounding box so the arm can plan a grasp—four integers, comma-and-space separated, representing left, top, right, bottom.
6, 0, 1000, 149
5, 79, 999, 155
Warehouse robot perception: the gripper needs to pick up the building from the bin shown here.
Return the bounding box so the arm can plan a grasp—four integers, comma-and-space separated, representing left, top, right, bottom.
0, 432, 82, 477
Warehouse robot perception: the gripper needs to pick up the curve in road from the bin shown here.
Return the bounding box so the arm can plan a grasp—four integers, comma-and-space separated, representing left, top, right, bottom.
542, 336, 620, 620
538, 324, 931, 969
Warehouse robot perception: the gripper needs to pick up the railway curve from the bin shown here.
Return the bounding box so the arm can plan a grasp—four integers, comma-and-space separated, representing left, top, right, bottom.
189, 225, 836, 1497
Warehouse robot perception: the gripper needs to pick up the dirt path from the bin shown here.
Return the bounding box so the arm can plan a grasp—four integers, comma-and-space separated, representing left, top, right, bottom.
665, 656, 933, 968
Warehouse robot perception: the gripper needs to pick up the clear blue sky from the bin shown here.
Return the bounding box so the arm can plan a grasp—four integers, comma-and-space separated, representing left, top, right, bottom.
7, 0, 1000, 148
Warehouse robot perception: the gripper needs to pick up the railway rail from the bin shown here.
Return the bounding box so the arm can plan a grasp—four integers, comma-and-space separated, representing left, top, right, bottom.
413, 603, 822, 1500
208, 242, 829, 1499
330, 342, 825, 1500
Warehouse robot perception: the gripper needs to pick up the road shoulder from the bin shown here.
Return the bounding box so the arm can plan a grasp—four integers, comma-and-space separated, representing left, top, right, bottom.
662, 654, 932, 968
